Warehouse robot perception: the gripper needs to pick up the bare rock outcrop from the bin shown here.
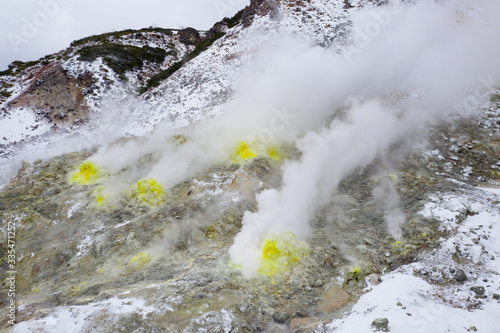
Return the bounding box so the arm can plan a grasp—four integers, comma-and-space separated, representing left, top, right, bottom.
10, 64, 92, 125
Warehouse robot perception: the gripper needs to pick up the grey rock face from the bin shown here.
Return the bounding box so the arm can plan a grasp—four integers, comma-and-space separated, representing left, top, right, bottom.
272, 313, 291, 324
372, 318, 390, 332
453, 269, 468, 283
470, 286, 485, 295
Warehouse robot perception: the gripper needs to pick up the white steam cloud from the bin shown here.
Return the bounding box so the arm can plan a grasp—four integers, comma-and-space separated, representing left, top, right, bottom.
372, 178, 405, 240
228, 0, 500, 277
230, 98, 419, 276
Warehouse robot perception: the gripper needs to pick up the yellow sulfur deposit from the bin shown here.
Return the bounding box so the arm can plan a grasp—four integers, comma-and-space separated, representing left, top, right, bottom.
129, 178, 165, 206
131, 252, 151, 270
351, 268, 361, 282
92, 186, 107, 206
70, 282, 87, 297
266, 146, 283, 162
232, 141, 285, 164
96, 194, 105, 206
169, 134, 189, 146
232, 141, 257, 163
259, 232, 309, 277
69, 161, 101, 185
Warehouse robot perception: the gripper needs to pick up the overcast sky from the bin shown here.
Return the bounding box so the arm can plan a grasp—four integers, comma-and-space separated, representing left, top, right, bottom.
0, 0, 249, 70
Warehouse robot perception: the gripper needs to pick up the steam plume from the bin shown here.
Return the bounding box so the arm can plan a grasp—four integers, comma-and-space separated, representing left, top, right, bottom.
229, 0, 500, 277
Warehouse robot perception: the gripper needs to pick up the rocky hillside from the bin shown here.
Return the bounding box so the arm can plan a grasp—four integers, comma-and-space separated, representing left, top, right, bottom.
1, 0, 500, 332
0, 0, 354, 178
0, 26, 217, 161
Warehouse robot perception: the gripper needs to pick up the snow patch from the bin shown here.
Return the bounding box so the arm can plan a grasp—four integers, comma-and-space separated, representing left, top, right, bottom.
326, 188, 500, 333
13, 297, 159, 333
0, 108, 51, 142
67, 202, 85, 218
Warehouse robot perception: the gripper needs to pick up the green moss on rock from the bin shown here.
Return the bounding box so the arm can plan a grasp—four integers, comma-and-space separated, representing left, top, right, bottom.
77, 43, 167, 80
142, 32, 226, 92
70, 27, 173, 47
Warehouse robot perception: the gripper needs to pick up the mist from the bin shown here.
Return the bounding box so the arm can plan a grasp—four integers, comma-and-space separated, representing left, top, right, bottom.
372, 178, 405, 240
227, 0, 500, 277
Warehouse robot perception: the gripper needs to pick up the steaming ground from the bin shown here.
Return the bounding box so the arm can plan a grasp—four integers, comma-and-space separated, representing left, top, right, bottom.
2, 0, 500, 331
43, 0, 500, 279
58, 0, 500, 277
228, 0, 500, 276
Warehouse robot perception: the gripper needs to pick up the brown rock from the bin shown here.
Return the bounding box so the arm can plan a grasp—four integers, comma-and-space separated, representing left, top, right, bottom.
10, 64, 91, 125
205, 22, 227, 40
317, 286, 351, 312
240, 0, 279, 27
178, 27, 201, 45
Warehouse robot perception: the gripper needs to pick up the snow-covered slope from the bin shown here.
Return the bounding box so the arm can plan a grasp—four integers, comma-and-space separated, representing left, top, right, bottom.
327, 187, 500, 333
